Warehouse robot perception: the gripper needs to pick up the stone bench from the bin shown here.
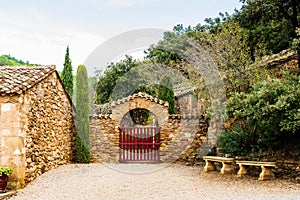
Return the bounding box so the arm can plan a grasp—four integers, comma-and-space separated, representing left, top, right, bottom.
235, 160, 276, 180
203, 156, 235, 174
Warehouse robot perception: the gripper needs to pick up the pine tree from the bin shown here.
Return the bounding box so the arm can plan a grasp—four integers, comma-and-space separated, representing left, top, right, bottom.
61, 46, 73, 98
75, 65, 90, 163
158, 75, 175, 114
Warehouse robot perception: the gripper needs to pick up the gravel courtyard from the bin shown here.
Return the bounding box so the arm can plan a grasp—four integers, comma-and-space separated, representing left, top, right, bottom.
8, 163, 300, 200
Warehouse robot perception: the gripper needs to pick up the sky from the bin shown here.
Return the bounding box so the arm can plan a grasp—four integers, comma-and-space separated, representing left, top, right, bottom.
0, 0, 243, 72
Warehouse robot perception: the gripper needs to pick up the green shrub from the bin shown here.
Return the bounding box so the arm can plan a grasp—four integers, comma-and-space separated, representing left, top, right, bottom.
158, 75, 175, 114
217, 127, 250, 156
225, 73, 300, 152
75, 65, 90, 163
0, 166, 12, 176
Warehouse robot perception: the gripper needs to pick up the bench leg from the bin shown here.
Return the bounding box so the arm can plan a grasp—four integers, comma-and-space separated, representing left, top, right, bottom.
237, 164, 247, 178
220, 162, 234, 174
203, 160, 216, 172
258, 166, 275, 181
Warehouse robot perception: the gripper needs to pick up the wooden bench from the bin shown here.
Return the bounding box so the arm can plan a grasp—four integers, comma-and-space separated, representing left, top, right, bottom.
235, 161, 276, 180
203, 156, 235, 174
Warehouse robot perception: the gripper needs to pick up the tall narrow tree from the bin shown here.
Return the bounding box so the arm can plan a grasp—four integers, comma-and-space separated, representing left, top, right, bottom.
75, 65, 90, 163
158, 75, 175, 114
61, 46, 73, 98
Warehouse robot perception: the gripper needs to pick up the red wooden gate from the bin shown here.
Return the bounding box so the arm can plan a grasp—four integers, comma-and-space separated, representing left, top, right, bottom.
119, 126, 161, 162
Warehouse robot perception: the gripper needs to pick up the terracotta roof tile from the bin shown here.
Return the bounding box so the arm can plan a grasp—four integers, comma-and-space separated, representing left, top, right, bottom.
0, 65, 56, 96
94, 92, 169, 115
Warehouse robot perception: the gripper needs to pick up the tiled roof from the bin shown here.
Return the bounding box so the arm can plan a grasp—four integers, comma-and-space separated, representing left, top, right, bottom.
0, 65, 56, 95
111, 92, 169, 108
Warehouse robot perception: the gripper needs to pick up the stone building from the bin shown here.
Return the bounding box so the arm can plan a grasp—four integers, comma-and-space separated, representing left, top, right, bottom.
0, 66, 75, 189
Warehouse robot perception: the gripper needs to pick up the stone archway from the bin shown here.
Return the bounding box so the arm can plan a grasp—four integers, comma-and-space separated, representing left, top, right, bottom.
110, 92, 169, 162
111, 92, 169, 127
120, 108, 158, 126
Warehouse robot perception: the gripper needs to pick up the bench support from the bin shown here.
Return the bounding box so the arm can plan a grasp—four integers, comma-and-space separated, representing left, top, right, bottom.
237, 164, 247, 178
220, 162, 234, 174
258, 166, 275, 181
203, 160, 216, 172
237, 163, 275, 180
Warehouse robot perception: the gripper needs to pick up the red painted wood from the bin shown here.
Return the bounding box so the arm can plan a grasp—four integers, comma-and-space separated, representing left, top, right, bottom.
130, 127, 132, 161
119, 126, 160, 162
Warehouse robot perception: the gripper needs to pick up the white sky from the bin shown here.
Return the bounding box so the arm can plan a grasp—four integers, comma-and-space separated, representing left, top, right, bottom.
0, 0, 242, 72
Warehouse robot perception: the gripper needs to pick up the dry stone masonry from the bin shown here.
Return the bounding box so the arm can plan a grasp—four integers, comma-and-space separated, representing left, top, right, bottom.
0, 66, 75, 189
91, 92, 209, 164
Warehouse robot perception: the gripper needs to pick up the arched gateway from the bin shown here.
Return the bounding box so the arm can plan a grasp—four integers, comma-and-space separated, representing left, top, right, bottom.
112, 92, 169, 162
111, 92, 169, 126
91, 92, 169, 162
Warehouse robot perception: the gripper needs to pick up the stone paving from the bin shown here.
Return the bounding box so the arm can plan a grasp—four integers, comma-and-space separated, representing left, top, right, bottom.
7, 163, 300, 200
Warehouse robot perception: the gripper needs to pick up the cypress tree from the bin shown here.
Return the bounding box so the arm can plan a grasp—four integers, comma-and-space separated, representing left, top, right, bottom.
61, 46, 73, 98
75, 65, 90, 163
158, 75, 175, 114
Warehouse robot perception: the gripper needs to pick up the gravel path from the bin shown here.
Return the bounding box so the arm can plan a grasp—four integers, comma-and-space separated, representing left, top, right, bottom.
8, 163, 300, 200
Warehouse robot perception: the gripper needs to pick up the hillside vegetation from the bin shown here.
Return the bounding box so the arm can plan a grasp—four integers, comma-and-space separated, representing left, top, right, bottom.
0, 54, 39, 66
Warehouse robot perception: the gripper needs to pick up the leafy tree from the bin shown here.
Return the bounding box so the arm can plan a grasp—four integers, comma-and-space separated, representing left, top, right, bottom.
146, 31, 186, 66
158, 75, 175, 114
147, 20, 262, 96
61, 46, 73, 98
202, 20, 256, 95
95, 56, 158, 104
95, 56, 138, 104
225, 73, 300, 151
235, 0, 300, 59
75, 65, 90, 163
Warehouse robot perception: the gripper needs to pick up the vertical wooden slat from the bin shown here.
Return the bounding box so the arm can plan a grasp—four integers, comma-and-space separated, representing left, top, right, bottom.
156, 126, 158, 161
157, 127, 160, 161
123, 127, 125, 161
129, 127, 132, 161
152, 127, 154, 160
139, 127, 142, 160
119, 126, 161, 162
132, 128, 136, 160
126, 127, 129, 160
119, 127, 122, 161
122, 127, 124, 161
135, 127, 138, 160
143, 127, 145, 160
147, 127, 149, 160
136, 127, 138, 160
137, 127, 139, 160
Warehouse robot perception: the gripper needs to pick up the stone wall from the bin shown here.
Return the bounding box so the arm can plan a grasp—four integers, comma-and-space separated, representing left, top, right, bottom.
90, 114, 208, 164
23, 72, 75, 184
0, 71, 75, 189
257, 49, 297, 68
276, 160, 300, 182
160, 115, 208, 164
90, 115, 119, 162
0, 95, 26, 189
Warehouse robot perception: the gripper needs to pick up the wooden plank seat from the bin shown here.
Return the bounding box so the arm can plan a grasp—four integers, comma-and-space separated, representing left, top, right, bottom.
203, 156, 235, 174
235, 161, 276, 180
